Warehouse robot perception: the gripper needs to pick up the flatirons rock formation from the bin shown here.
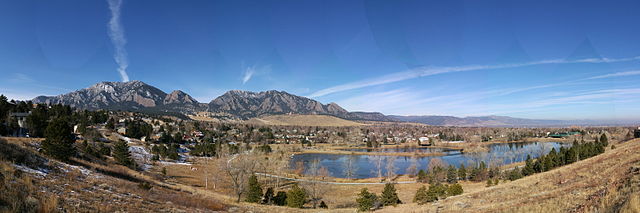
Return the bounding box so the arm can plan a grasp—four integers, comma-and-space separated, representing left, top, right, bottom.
207, 90, 390, 120
31, 81, 393, 121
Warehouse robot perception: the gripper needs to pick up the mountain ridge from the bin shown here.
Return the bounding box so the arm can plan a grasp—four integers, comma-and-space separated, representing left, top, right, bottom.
31, 81, 394, 121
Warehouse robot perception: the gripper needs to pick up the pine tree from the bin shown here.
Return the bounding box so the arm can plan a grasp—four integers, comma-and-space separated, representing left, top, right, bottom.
286, 184, 306, 208
458, 164, 467, 181
600, 134, 608, 147
380, 183, 401, 206
413, 185, 429, 205
319, 201, 328, 209
417, 169, 427, 183
113, 140, 135, 168
41, 118, 76, 161
263, 187, 275, 204
356, 188, 377, 211
447, 165, 458, 183
508, 167, 523, 180
245, 174, 263, 203
274, 191, 287, 206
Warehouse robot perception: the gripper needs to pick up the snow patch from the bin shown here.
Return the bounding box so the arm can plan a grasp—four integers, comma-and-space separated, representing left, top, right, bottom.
13, 164, 48, 177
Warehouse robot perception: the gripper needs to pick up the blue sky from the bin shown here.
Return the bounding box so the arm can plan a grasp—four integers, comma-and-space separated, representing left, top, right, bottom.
1, 0, 640, 120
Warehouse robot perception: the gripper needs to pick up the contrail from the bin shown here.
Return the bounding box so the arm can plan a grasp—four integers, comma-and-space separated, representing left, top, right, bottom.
107, 0, 129, 82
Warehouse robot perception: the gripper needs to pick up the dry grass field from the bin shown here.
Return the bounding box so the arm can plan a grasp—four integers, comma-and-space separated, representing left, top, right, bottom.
3, 135, 638, 213
246, 114, 365, 127
376, 139, 640, 213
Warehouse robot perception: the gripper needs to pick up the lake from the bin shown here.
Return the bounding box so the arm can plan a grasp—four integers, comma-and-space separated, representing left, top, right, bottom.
290, 142, 569, 179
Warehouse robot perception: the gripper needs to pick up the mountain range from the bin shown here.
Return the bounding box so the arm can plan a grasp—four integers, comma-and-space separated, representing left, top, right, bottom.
30, 80, 630, 126
32, 81, 395, 122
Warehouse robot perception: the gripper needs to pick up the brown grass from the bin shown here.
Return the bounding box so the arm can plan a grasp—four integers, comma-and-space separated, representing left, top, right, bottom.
246, 114, 364, 127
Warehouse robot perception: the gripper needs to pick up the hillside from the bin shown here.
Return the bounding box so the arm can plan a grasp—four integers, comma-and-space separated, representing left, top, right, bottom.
379, 139, 640, 212
246, 114, 364, 127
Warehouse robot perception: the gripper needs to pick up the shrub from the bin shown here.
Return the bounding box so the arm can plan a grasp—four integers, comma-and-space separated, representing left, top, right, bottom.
356, 188, 377, 211
286, 184, 306, 208
447, 183, 463, 196
138, 182, 153, 190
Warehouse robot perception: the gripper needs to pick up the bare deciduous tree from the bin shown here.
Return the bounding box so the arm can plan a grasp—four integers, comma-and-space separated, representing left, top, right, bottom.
369, 155, 385, 181
224, 154, 258, 202
343, 155, 359, 179
406, 156, 418, 177
303, 159, 329, 208
385, 156, 397, 181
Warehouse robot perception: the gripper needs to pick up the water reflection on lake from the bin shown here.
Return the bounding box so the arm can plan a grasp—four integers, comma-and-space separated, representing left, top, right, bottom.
290, 142, 569, 179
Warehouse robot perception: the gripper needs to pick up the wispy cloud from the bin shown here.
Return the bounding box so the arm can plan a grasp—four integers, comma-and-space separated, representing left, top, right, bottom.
242, 67, 255, 84
586, 70, 640, 80
309, 56, 640, 98
9, 73, 34, 83
107, 0, 130, 82
241, 65, 270, 84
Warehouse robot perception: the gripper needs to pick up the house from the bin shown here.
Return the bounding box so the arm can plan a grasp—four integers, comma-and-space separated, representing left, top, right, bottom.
635, 127, 640, 138
418, 137, 431, 146
8, 112, 30, 137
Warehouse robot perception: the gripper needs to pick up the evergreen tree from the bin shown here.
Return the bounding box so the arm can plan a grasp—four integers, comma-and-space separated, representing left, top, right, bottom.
533, 159, 543, 173
286, 184, 307, 208
263, 187, 275, 204
425, 183, 448, 201
356, 188, 377, 211
113, 140, 135, 168
380, 183, 401, 206
447, 165, 458, 183
508, 167, 523, 180
417, 169, 427, 183
600, 134, 608, 147
319, 201, 328, 209
413, 185, 429, 205
446, 183, 464, 196
106, 118, 116, 130
522, 155, 534, 176
458, 164, 467, 181
245, 174, 263, 203
26, 105, 49, 138
273, 191, 287, 206
41, 118, 76, 161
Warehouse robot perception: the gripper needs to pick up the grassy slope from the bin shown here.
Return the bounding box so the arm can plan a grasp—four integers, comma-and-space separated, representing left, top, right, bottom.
377, 139, 640, 213
246, 114, 364, 127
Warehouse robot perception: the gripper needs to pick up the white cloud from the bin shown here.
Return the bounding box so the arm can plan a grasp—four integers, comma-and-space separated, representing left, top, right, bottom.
241, 65, 271, 84
309, 56, 640, 98
242, 67, 255, 84
107, 0, 130, 82
9, 73, 34, 83
586, 70, 640, 80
